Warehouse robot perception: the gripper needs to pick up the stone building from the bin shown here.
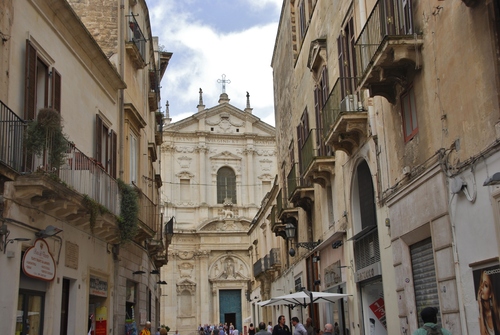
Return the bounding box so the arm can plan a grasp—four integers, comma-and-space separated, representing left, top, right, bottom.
0, 0, 171, 333
160, 90, 276, 334
252, 1, 500, 335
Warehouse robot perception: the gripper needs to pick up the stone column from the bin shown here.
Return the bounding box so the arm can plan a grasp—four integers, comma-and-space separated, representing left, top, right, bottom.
245, 146, 255, 205
197, 251, 211, 321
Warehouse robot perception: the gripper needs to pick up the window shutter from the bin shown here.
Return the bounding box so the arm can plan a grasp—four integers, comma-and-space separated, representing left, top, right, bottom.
337, 35, 347, 97
95, 115, 103, 161
321, 66, 329, 106
24, 40, 37, 120
111, 130, 117, 178
51, 68, 61, 113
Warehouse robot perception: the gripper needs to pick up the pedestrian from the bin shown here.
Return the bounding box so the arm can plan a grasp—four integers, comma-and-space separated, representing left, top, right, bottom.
267, 322, 273, 333
291, 317, 307, 335
305, 318, 315, 335
412, 307, 451, 335
333, 323, 339, 335
272, 315, 291, 335
256, 322, 272, 335
249, 323, 256, 335
140, 321, 152, 335
155, 327, 161, 335
233, 328, 239, 335
323, 324, 333, 335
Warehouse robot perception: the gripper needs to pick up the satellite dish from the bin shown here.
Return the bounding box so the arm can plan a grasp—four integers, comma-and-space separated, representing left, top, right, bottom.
450, 177, 464, 194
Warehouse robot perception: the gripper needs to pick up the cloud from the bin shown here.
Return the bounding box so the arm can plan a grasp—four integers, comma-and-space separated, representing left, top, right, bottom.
148, 0, 280, 126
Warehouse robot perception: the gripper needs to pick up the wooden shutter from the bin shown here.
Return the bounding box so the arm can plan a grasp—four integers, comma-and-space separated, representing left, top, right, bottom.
51, 68, 61, 113
321, 66, 329, 107
110, 130, 117, 178
24, 40, 37, 120
95, 114, 103, 161
337, 35, 347, 97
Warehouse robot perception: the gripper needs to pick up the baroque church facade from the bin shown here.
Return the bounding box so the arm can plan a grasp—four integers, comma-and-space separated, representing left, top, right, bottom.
159, 90, 277, 333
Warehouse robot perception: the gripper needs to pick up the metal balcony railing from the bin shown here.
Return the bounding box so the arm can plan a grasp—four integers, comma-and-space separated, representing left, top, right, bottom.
287, 164, 298, 200
322, 77, 362, 140
300, 129, 318, 177
127, 14, 146, 61
276, 189, 283, 217
253, 257, 265, 277
355, 0, 415, 78
137, 190, 156, 231
0, 100, 25, 172
0, 100, 120, 216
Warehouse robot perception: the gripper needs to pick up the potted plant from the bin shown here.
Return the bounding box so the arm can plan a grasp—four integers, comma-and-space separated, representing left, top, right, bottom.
25, 108, 69, 170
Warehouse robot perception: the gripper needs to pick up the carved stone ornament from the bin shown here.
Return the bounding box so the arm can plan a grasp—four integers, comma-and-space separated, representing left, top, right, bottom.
177, 156, 192, 169
179, 262, 194, 278
209, 255, 249, 280
176, 279, 196, 294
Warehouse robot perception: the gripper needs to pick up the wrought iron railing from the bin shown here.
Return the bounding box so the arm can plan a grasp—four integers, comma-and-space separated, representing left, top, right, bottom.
58, 143, 120, 216
127, 14, 146, 61
276, 189, 283, 217
137, 190, 156, 231
301, 129, 319, 177
322, 77, 362, 140
0, 100, 120, 216
355, 0, 415, 78
287, 164, 298, 200
0, 101, 25, 172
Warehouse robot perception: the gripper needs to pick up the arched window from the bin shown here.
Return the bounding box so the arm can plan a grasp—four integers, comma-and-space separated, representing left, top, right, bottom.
217, 167, 236, 204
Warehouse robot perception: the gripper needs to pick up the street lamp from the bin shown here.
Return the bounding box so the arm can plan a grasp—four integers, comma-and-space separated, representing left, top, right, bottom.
285, 223, 321, 257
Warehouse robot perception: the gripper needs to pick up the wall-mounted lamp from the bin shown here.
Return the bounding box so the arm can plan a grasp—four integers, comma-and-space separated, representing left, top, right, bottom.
35, 225, 63, 238
285, 223, 321, 257
150, 269, 160, 275
0, 223, 31, 254
312, 256, 320, 263
484, 172, 500, 186
313, 280, 321, 286
156, 280, 167, 285
133, 270, 146, 275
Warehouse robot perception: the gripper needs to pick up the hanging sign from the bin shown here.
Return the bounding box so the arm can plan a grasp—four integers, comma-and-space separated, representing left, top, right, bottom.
22, 238, 56, 281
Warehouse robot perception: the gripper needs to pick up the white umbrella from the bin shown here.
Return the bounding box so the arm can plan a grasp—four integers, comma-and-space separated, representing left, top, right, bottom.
256, 299, 272, 306
260, 291, 350, 308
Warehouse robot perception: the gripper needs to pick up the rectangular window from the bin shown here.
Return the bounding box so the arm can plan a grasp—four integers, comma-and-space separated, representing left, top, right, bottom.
299, 0, 307, 40
130, 133, 138, 184
95, 115, 117, 177
24, 39, 62, 119
401, 86, 418, 142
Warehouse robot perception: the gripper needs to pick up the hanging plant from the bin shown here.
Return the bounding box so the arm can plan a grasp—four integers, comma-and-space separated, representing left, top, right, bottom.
82, 195, 109, 233
25, 108, 69, 170
117, 179, 139, 243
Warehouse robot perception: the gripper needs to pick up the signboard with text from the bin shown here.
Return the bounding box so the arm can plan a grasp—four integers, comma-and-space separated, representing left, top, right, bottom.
22, 239, 56, 281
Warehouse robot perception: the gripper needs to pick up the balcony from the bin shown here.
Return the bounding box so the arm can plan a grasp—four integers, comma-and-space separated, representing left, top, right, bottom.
355, 0, 423, 104
323, 78, 368, 156
270, 205, 286, 239
0, 106, 121, 243
126, 14, 147, 69
269, 248, 281, 268
149, 70, 160, 111
135, 189, 157, 242
253, 257, 269, 277
286, 163, 313, 212
301, 129, 335, 187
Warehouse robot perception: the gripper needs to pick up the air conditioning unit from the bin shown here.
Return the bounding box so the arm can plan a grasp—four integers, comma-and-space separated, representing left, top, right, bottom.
340, 94, 358, 112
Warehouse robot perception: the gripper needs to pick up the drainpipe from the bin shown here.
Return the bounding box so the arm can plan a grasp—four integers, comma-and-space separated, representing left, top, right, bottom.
119, 0, 125, 181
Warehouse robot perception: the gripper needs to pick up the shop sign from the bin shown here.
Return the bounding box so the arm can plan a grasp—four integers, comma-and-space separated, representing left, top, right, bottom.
355, 262, 381, 283
22, 239, 56, 281
90, 276, 108, 297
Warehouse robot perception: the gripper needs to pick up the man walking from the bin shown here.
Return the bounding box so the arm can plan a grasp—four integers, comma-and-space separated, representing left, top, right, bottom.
291, 317, 308, 335
323, 324, 333, 335
256, 322, 272, 335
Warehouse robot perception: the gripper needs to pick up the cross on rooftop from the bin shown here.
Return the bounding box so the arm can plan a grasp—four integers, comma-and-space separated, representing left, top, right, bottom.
217, 74, 231, 93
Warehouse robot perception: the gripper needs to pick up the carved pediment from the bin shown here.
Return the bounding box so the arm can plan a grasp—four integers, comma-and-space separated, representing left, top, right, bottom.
205, 112, 245, 133
210, 151, 242, 161
176, 278, 197, 294
307, 38, 327, 73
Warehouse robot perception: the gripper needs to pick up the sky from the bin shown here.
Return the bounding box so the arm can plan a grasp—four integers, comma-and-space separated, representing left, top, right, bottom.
147, 0, 283, 127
